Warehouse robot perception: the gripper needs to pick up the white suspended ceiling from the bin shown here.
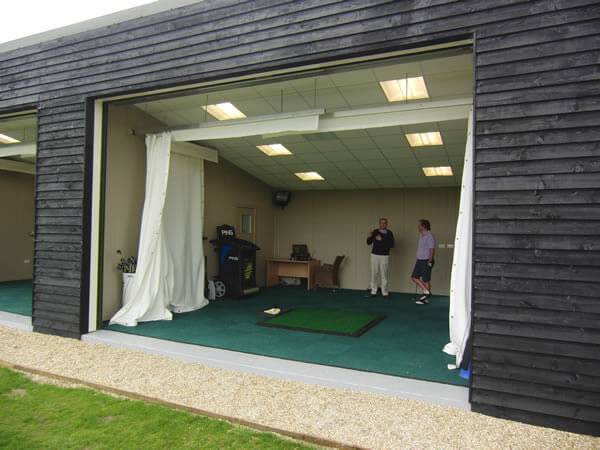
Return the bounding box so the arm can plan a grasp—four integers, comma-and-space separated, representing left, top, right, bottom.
134, 50, 473, 190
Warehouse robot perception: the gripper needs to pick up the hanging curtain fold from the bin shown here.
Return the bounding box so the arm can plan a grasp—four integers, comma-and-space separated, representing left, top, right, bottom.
443, 110, 473, 367
110, 132, 208, 327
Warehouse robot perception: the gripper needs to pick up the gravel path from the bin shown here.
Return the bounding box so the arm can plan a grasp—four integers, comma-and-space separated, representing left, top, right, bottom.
0, 325, 597, 449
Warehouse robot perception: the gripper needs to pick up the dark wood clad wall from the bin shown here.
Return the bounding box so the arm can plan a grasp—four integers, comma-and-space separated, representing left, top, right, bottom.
0, 0, 598, 435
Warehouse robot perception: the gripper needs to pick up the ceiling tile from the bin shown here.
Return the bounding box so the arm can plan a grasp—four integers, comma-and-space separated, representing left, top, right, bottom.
361, 159, 391, 169
297, 153, 329, 163
334, 160, 364, 170
324, 151, 357, 162
368, 168, 396, 177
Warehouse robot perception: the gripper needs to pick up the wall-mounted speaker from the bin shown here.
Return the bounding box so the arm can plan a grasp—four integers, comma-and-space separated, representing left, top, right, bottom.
273, 190, 291, 210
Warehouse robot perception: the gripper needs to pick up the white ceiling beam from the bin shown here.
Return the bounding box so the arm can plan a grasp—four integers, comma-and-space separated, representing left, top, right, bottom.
171, 141, 218, 163
319, 98, 472, 133
0, 143, 36, 158
0, 159, 35, 175
171, 109, 323, 142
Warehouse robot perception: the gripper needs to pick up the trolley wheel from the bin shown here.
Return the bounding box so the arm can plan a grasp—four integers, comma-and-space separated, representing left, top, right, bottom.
214, 280, 227, 298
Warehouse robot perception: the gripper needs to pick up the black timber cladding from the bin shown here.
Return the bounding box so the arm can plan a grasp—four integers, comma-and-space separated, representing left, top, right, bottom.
0, 0, 599, 435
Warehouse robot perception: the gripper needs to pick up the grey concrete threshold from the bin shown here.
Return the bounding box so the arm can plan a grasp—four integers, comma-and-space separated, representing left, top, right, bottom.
83, 329, 470, 410
0, 311, 33, 331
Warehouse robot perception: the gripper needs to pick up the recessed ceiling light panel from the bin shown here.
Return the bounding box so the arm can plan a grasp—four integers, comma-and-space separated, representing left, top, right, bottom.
379, 76, 429, 102
295, 171, 324, 181
201, 102, 247, 120
423, 166, 453, 176
0, 133, 20, 144
256, 144, 292, 156
405, 132, 443, 147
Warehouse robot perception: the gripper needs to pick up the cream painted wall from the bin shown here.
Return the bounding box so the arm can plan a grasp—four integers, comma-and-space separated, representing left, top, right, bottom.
0, 171, 34, 282
102, 105, 275, 319
273, 188, 460, 295
203, 158, 275, 286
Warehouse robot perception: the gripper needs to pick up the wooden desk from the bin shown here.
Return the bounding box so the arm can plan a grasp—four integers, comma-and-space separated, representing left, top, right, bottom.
266, 258, 320, 290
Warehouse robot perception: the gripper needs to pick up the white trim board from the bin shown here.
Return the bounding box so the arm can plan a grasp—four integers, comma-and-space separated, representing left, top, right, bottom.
83, 329, 470, 410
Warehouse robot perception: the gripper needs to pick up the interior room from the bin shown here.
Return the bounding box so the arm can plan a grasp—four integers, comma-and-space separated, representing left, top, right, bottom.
98, 46, 473, 384
0, 114, 36, 316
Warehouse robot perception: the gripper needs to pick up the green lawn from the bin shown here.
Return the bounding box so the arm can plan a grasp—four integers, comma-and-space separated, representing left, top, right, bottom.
0, 367, 318, 449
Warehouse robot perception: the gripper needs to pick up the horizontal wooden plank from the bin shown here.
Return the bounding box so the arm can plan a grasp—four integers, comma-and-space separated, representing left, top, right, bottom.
35, 250, 82, 262
34, 292, 81, 306
36, 190, 84, 201
472, 360, 600, 393
472, 347, 600, 378
35, 233, 82, 243
36, 181, 84, 192
35, 267, 81, 280
470, 389, 600, 422
471, 403, 600, 436
36, 208, 83, 218
475, 219, 600, 236
31, 307, 80, 323
477, 19, 600, 53
37, 173, 84, 184
36, 216, 82, 227
477, 66, 600, 98
476, 261, 598, 283
476, 173, 600, 191
474, 275, 597, 297
476, 157, 600, 178
474, 247, 600, 267
476, 189, 600, 206
36, 137, 85, 150
476, 110, 600, 135
474, 233, 600, 251
473, 319, 600, 345
38, 120, 86, 134
475, 80, 600, 108
37, 128, 85, 142
473, 333, 600, 361
34, 300, 81, 315
36, 163, 85, 176
34, 283, 81, 297
34, 258, 81, 270
475, 289, 600, 314
32, 325, 81, 339
476, 34, 600, 67
473, 303, 600, 328
477, 49, 600, 82
476, 96, 600, 121
474, 0, 600, 39
32, 317, 81, 334
475, 204, 600, 221
473, 374, 600, 407
36, 199, 84, 209
476, 128, 600, 150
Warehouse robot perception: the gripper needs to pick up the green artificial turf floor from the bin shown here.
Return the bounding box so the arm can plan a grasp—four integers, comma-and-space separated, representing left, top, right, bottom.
107, 286, 467, 386
0, 280, 32, 316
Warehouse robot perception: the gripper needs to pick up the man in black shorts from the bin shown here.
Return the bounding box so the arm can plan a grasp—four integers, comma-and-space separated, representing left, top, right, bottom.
411, 219, 436, 305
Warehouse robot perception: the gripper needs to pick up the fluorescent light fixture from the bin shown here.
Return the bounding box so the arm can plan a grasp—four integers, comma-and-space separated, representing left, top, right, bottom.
0, 133, 20, 144
405, 132, 443, 147
201, 102, 247, 120
423, 166, 453, 177
256, 144, 292, 156
295, 171, 324, 181
379, 76, 429, 102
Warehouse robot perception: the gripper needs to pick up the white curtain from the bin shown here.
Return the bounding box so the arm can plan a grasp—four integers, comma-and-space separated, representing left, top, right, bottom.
443, 110, 473, 367
109, 133, 208, 327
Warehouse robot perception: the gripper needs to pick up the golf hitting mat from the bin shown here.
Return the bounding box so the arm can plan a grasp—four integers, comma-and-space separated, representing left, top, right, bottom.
258, 307, 386, 337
